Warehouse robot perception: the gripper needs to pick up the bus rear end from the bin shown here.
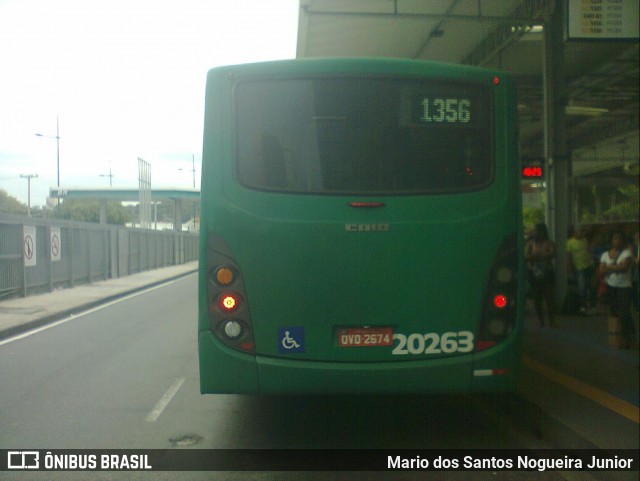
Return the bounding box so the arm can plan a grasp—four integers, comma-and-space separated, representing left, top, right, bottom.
198, 58, 523, 394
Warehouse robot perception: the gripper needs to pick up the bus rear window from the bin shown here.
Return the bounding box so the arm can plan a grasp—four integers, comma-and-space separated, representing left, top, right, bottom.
235, 77, 493, 194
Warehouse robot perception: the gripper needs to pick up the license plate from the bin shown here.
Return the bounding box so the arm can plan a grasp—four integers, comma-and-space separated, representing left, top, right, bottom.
337, 327, 393, 347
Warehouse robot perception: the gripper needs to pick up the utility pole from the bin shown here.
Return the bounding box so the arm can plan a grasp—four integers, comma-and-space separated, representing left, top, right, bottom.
178, 154, 198, 230
178, 155, 196, 188
191, 154, 196, 189
100, 166, 114, 186
35, 115, 61, 216
20, 174, 38, 217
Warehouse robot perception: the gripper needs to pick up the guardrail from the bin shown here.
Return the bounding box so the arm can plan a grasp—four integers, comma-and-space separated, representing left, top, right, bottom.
0, 214, 198, 300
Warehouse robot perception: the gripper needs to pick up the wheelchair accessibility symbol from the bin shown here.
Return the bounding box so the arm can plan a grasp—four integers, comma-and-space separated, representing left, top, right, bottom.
278, 327, 304, 353
282, 331, 300, 349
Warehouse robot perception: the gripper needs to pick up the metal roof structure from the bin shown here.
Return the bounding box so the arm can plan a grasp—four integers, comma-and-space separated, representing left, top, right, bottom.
296, 0, 639, 173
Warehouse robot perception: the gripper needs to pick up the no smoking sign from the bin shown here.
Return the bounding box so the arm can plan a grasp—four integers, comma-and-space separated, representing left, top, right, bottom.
50, 228, 61, 262
23, 226, 37, 266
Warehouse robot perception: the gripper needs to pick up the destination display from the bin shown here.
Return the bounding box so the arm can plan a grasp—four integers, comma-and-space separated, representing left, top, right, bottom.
418, 97, 471, 123
409, 87, 486, 127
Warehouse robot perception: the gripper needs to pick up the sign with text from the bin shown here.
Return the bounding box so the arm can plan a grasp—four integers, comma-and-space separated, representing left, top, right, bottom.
1, 449, 637, 472
567, 0, 639, 40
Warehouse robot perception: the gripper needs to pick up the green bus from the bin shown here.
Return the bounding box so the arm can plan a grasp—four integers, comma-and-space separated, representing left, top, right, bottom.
198, 58, 523, 394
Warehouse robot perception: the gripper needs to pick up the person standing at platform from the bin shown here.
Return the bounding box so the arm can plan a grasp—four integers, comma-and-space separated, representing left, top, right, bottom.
566, 226, 597, 315
525, 223, 556, 327
600, 230, 635, 349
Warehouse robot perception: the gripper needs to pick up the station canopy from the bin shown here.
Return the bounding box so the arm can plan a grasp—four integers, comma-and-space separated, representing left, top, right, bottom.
296, 0, 639, 179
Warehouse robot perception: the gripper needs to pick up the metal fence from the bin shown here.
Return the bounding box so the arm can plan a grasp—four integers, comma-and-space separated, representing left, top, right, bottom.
0, 214, 198, 300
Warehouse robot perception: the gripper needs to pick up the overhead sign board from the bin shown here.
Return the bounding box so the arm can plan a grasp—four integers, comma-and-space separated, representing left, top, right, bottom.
567, 0, 639, 40
49, 188, 68, 197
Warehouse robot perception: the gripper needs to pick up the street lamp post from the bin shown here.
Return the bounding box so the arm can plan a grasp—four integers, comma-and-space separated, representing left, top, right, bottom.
178, 154, 197, 230
100, 167, 114, 186
20, 174, 38, 217
35, 115, 61, 214
178, 154, 196, 188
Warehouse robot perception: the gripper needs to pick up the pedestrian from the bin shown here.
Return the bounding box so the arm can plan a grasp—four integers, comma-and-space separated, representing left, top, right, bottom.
566, 226, 597, 315
599, 230, 635, 349
525, 223, 556, 327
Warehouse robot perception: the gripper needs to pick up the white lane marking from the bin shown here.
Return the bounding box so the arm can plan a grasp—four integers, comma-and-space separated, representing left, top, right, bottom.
0, 276, 192, 347
146, 377, 186, 423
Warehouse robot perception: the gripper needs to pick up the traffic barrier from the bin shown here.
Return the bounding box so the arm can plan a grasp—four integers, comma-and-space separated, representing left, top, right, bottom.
0, 214, 198, 300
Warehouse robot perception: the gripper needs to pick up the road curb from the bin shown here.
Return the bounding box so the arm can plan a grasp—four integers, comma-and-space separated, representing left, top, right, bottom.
0, 268, 197, 341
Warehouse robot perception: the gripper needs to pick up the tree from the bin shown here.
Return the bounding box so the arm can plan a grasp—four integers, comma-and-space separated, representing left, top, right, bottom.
56, 199, 133, 225
523, 206, 545, 230
0, 189, 28, 215
605, 184, 639, 221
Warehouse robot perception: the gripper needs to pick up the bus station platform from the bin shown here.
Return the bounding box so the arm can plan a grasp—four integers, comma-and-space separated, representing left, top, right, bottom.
519, 304, 639, 452
523, 306, 639, 408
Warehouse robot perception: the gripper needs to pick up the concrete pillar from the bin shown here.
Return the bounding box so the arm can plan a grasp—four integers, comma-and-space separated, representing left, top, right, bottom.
543, 0, 570, 306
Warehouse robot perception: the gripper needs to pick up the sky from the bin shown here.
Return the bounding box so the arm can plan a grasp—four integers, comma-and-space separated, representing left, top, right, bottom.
0, 0, 299, 206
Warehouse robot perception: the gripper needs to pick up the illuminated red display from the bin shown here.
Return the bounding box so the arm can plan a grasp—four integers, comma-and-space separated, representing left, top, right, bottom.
522, 166, 543, 178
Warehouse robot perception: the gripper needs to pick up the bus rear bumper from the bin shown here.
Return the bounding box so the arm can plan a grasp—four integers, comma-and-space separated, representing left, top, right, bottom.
256, 356, 518, 394
200, 332, 519, 394
257, 356, 470, 394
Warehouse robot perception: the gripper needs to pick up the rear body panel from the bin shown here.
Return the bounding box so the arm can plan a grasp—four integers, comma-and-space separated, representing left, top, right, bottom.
198, 58, 523, 394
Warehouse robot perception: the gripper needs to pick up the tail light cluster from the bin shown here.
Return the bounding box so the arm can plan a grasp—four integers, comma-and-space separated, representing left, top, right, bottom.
207, 239, 255, 353
476, 233, 519, 352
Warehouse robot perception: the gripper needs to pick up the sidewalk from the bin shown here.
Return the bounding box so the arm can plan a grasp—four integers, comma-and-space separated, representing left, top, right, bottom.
522, 303, 639, 407
0, 261, 198, 341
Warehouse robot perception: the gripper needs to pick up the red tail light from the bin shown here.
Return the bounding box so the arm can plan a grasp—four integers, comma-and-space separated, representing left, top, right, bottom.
476, 234, 519, 352
218, 293, 241, 312
493, 294, 507, 309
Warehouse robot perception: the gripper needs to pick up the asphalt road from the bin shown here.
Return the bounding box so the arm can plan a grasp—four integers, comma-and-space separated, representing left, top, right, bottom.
0, 274, 601, 480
